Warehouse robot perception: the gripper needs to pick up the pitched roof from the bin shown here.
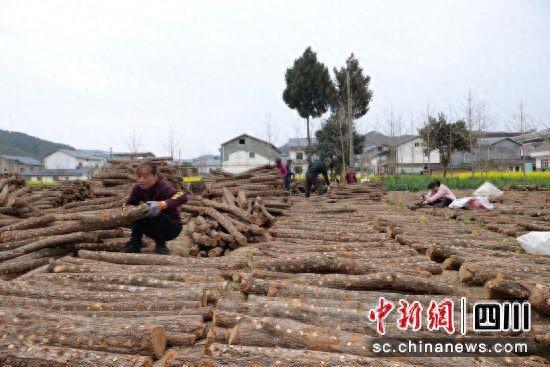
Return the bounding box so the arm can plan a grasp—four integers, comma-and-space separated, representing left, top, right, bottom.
220, 134, 282, 154
21, 168, 90, 177
287, 138, 318, 148
477, 137, 520, 146
0, 155, 42, 166
532, 141, 550, 154
58, 149, 105, 160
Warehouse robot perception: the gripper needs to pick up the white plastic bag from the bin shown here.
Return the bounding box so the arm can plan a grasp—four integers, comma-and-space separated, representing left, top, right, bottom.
517, 232, 550, 255
473, 181, 503, 198
448, 196, 494, 210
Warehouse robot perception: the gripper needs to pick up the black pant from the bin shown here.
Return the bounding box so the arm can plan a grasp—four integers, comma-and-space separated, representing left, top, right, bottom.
284, 174, 291, 191
427, 198, 453, 207
305, 175, 323, 198
130, 213, 182, 247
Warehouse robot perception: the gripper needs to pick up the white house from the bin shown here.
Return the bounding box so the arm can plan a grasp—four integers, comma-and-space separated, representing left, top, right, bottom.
0, 155, 42, 174
531, 141, 550, 171
284, 138, 317, 175
21, 168, 89, 183
220, 134, 281, 174
44, 149, 106, 176
394, 136, 440, 174
192, 154, 221, 175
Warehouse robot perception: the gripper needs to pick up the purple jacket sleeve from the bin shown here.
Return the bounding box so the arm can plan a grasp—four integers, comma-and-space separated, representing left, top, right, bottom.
160, 180, 188, 209
125, 185, 140, 206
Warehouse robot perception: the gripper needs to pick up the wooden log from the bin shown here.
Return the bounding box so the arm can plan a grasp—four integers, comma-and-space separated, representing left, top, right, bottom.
0, 319, 166, 359
78, 204, 149, 230
459, 262, 503, 286
0, 221, 86, 243
0, 294, 203, 311
191, 232, 218, 247
0, 280, 207, 305
0, 232, 98, 262
202, 198, 261, 225
204, 208, 247, 247
253, 252, 442, 275
77, 249, 246, 269
222, 186, 237, 206
208, 246, 224, 257
228, 317, 373, 356
0, 214, 55, 233
484, 278, 531, 301
0, 339, 153, 367
206, 343, 405, 367
240, 278, 457, 305
529, 284, 549, 316
250, 270, 453, 294
236, 190, 247, 209
0, 247, 68, 275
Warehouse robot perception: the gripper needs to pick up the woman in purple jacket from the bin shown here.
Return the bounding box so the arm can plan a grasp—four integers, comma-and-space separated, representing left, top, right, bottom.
121, 161, 188, 254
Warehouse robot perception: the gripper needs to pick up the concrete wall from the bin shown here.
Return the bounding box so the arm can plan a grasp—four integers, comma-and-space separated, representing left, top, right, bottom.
45, 151, 103, 170
477, 139, 521, 161
0, 158, 41, 174
221, 136, 279, 174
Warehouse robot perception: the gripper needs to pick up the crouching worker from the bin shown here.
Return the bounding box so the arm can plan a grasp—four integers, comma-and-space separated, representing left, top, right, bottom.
422, 179, 456, 207
121, 161, 188, 254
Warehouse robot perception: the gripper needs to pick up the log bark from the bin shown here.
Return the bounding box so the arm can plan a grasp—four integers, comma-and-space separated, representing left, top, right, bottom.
0, 247, 68, 275
236, 190, 247, 209
228, 317, 374, 356
204, 208, 247, 247
77, 250, 247, 269
78, 204, 149, 230
206, 343, 405, 367
222, 186, 237, 206
0, 232, 98, 262
484, 278, 531, 301
0, 321, 166, 359
0, 222, 86, 243
0, 214, 55, 233
202, 198, 261, 225
0, 339, 153, 367
529, 284, 549, 316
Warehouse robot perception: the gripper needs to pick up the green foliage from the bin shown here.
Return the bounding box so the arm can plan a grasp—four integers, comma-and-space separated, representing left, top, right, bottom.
331, 54, 373, 119
0, 129, 74, 159
283, 47, 333, 160
315, 113, 366, 174
418, 113, 470, 175
377, 174, 550, 191
283, 47, 333, 120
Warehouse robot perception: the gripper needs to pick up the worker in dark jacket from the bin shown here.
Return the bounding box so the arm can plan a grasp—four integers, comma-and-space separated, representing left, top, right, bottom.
305, 158, 331, 198
284, 159, 294, 191
121, 161, 188, 254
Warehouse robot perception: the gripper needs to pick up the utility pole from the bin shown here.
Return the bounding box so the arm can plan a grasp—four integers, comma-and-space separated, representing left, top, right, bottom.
467, 88, 474, 174
346, 70, 354, 171
426, 101, 431, 174
449, 100, 453, 175
520, 99, 525, 174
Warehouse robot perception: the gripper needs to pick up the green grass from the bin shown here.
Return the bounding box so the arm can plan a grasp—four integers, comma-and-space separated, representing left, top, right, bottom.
26, 180, 58, 186
375, 172, 550, 191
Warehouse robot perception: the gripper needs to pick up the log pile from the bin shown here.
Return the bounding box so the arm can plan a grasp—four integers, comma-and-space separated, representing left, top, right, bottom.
202, 165, 284, 200
326, 181, 387, 202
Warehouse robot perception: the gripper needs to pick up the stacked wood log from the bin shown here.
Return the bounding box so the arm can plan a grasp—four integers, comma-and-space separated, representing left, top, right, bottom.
202, 165, 284, 200
326, 181, 387, 202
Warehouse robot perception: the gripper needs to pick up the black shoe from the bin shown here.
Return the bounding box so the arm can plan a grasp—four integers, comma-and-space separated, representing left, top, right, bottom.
154, 244, 170, 255
121, 242, 142, 253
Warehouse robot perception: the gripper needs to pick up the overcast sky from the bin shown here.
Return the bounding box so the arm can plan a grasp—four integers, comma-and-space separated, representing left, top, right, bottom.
1, 0, 549, 158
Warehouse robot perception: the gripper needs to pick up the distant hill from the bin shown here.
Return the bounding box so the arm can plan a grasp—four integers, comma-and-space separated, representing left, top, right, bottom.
364, 131, 416, 147
0, 129, 74, 159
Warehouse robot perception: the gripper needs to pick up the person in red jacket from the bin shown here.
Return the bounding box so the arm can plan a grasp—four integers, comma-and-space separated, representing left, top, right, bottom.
274, 158, 289, 190
121, 161, 188, 254
345, 168, 357, 184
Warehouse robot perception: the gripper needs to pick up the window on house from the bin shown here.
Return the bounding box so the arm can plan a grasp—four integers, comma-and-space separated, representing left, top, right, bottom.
294, 166, 303, 174
239, 138, 245, 144
377, 147, 383, 152
542, 160, 549, 169
249, 152, 255, 158
296, 152, 304, 160
415, 142, 420, 147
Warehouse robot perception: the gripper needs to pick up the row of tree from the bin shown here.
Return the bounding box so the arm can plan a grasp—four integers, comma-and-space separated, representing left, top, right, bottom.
282, 47, 372, 175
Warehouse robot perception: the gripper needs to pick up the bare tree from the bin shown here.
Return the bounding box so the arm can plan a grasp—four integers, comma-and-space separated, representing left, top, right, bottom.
265, 113, 276, 164
125, 128, 143, 159
506, 100, 534, 173
474, 101, 496, 171
163, 125, 178, 161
